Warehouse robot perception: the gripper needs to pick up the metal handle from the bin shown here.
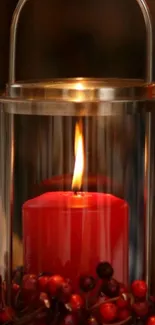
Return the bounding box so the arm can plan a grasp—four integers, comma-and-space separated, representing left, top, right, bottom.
9, 0, 153, 85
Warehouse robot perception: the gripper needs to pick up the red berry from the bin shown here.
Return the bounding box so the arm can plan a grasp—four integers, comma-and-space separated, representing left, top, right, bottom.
79, 275, 96, 292
96, 262, 114, 280
100, 302, 118, 323
118, 309, 131, 321
0, 307, 15, 323
132, 301, 149, 317
11, 283, 20, 306
69, 294, 84, 311
116, 294, 130, 309
147, 316, 155, 325
0, 310, 10, 323
22, 274, 38, 291
119, 283, 128, 295
100, 278, 119, 298
48, 275, 64, 296
38, 276, 49, 292
131, 280, 147, 299
12, 283, 20, 296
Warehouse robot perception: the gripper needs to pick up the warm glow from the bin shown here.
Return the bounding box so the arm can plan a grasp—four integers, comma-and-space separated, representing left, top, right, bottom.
145, 136, 147, 175
72, 120, 84, 191
76, 83, 84, 90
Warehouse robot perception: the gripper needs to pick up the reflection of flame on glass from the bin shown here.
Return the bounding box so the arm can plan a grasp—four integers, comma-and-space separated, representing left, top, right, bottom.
72, 120, 84, 192
145, 136, 148, 175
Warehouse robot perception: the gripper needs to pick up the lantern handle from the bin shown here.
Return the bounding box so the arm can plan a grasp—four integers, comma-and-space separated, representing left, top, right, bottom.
9, 0, 153, 84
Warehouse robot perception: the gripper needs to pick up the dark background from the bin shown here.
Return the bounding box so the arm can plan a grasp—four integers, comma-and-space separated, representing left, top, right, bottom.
1, 0, 155, 88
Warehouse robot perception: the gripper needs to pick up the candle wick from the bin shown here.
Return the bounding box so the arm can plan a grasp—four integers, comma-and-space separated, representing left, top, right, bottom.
74, 191, 78, 196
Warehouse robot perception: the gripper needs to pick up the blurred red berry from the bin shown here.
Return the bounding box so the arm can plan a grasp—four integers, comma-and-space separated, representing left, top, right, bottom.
119, 283, 128, 295
79, 275, 96, 293
12, 282, 20, 306
96, 262, 114, 280
48, 275, 64, 296
0, 311, 10, 323
147, 316, 155, 325
131, 280, 147, 299
100, 302, 118, 323
118, 309, 131, 321
116, 294, 130, 309
22, 274, 38, 291
132, 301, 149, 317
100, 278, 119, 298
0, 307, 15, 323
12, 282, 20, 295
38, 276, 49, 292
69, 294, 84, 311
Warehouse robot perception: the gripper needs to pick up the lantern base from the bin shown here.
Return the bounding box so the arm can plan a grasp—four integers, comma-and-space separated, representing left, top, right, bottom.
0, 262, 153, 325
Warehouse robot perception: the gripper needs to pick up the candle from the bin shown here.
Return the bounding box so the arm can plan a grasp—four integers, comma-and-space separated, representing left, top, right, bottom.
23, 121, 129, 287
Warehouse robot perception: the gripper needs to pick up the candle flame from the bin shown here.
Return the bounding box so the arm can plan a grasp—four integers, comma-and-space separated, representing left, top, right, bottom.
72, 120, 84, 191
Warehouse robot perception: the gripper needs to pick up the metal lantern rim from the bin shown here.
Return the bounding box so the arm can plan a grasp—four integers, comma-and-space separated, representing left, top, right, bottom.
6, 78, 148, 102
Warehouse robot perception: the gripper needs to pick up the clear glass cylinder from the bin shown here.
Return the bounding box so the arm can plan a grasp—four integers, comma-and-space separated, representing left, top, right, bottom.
0, 80, 153, 321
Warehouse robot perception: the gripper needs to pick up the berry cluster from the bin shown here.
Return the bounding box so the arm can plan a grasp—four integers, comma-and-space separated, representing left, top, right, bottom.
0, 262, 155, 325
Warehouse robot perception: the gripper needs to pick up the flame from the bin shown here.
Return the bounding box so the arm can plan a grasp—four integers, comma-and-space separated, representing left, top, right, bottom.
72, 120, 84, 191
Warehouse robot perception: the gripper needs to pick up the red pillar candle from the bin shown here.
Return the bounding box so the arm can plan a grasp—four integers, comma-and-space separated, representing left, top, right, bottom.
22, 121, 129, 287
23, 192, 128, 287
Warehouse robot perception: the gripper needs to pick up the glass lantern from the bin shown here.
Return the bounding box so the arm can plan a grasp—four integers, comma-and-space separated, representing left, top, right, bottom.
0, 0, 154, 324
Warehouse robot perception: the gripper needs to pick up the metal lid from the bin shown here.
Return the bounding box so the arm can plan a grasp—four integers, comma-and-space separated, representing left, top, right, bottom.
6, 78, 147, 103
